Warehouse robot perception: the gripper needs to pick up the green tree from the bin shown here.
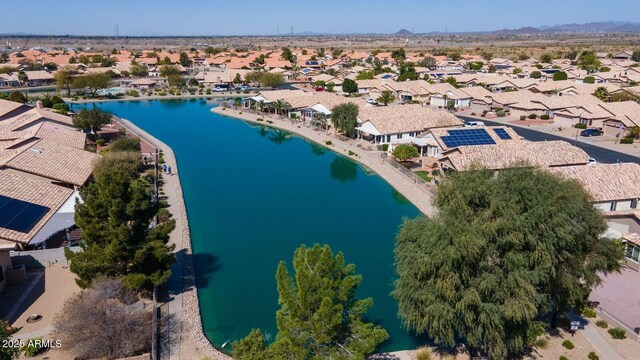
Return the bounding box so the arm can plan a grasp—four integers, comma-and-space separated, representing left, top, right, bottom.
8, 91, 26, 104
0, 319, 19, 359
632, 50, 640, 63
530, 71, 542, 79
341, 78, 358, 95
593, 86, 610, 101
481, 52, 493, 61
72, 107, 112, 134
72, 73, 111, 97
356, 70, 375, 80
553, 71, 568, 81
449, 51, 461, 61
272, 99, 291, 115
583, 76, 596, 84
325, 82, 335, 92
397, 62, 419, 81
17, 71, 28, 84
245, 71, 262, 84
258, 72, 284, 88
179, 52, 192, 67
377, 90, 395, 105
577, 51, 602, 74
331, 102, 359, 136
54, 66, 75, 95
167, 74, 185, 87
540, 53, 553, 63
444, 76, 458, 87
392, 48, 406, 63
281, 47, 294, 62
393, 167, 622, 359
392, 144, 418, 161
129, 62, 149, 77
232, 244, 388, 360
417, 56, 437, 68
513, 68, 523, 75
66, 152, 175, 291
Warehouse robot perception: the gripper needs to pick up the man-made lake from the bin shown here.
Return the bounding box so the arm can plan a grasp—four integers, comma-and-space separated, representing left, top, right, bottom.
86, 99, 423, 352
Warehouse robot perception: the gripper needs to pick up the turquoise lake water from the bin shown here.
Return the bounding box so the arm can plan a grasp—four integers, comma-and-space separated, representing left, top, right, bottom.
80, 99, 423, 353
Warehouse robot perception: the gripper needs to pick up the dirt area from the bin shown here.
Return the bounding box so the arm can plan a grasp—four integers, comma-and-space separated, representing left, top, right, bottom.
529, 328, 596, 359
594, 320, 640, 360
0, 265, 81, 359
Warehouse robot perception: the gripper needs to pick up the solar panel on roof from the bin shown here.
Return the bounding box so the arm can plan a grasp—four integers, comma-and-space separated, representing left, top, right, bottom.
0, 195, 50, 233
440, 128, 496, 148
381, 74, 393, 79
493, 128, 512, 140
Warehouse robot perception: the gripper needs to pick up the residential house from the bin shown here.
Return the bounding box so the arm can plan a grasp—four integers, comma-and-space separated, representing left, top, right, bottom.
418, 126, 520, 158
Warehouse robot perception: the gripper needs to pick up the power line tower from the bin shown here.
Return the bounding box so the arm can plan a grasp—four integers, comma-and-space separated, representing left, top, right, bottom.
277, 26, 280, 37
114, 24, 120, 38
290, 25, 293, 36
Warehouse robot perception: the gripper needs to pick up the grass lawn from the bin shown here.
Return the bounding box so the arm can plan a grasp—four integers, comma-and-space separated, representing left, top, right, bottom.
414, 171, 432, 182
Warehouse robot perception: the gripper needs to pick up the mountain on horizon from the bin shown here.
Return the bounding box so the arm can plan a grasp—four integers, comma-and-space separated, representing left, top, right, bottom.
494, 21, 640, 34
394, 29, 413, 36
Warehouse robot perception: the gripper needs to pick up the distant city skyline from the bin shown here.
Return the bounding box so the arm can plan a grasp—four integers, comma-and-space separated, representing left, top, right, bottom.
1, 0, 639, 36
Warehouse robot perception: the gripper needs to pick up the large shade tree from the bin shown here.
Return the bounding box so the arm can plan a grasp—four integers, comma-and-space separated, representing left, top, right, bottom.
232, 244, 388, 360
330, 102, 359, 137
393, 167, 622, 359
66, 150, 176, 291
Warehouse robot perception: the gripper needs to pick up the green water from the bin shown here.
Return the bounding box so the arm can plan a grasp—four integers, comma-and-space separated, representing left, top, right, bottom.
84, 99, 423, 353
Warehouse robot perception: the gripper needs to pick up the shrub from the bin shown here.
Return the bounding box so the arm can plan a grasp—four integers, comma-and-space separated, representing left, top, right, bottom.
534, 337, 549, 349
620, 137, 634, 144
583, 308, 596, 318
325, 141, 332, 146
595, 320, 608, 328
157, 91, 167, 96
562, 340, 574, 349
496, 110, 506, 117
528, 113, 538, 119
480, 113, 486, 117
540, 114, 550, 120
470, 112, 476, 116
482, 109, 488, 114
608, 327, 627, 339
431, 169, 440, 176
575, 123, 587, 129
348, 150, 355, 156
21, 338, 48, 357
559, 356, 569, 360
96, 138, 106, 146
110, 138, 141, 152
415, 348, 432, 360
520, 115, 527, 120
588, 352, 599, 360
381, 144, 389, 151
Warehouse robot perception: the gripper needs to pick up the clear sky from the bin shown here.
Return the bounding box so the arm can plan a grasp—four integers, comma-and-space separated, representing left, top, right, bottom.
1, 0, 638, 36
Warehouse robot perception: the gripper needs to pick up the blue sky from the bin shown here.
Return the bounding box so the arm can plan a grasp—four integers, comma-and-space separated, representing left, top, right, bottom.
1, 0, 638, 36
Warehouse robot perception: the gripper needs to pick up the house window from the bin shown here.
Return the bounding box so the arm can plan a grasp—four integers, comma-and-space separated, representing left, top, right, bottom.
610, 202, 617, 211
386, 135, 391, 142
397, 134, 403, 139
631, 199, 638, 209
625, 244, 640, 262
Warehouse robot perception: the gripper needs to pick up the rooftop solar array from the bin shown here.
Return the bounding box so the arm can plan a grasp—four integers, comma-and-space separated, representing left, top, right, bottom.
0, 195, 50, 233
381, 74, 393, 79
441, 128, 496, 148
493, 128, 512, 140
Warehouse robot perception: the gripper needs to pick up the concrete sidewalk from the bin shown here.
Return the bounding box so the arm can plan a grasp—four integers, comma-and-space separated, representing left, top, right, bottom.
568, 313, 624, 360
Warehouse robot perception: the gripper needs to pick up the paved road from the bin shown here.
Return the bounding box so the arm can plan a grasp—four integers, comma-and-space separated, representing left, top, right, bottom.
457, 115, 640, 164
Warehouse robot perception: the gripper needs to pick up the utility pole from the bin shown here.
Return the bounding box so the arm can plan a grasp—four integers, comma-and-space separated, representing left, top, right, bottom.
290, 25, 293, 36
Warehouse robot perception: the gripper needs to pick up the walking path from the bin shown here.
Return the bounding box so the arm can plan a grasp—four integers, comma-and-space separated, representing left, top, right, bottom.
116, 117, 231, 360
212, 107, 436, 217
568, 313, 624, 360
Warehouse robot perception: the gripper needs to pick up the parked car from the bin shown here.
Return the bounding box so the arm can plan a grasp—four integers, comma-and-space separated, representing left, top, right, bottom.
588, 157, 597, 166
464, 121, 485, 127
366, 98, 378, 105
239, 85, 252, 91
213, 87, 227, 92
580, 128, 603, 137
315, 86, 324, 92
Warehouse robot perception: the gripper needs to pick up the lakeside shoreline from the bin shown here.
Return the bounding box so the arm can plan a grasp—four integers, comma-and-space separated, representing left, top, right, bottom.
212, 106, 435, 217
113, 116, 232, 360
65, 92, 258, 104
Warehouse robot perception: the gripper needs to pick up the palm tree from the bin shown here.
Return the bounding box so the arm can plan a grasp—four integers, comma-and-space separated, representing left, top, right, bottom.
627, 126, 640, 139
593, 87, 610, 102
273, 99, 291, 115
377, 90, 395, 106
311, 112, 327, 131
17, 71, 28, 85
256, 100, 266, 113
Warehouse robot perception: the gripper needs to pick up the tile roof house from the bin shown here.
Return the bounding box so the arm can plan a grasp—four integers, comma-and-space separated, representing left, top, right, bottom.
0, 171, 74, 247
1, 139, 98, 187
550, 163, 640, 212
420, 126, 521, 157
356, 104, 463, 144
440, 140, 590, 172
